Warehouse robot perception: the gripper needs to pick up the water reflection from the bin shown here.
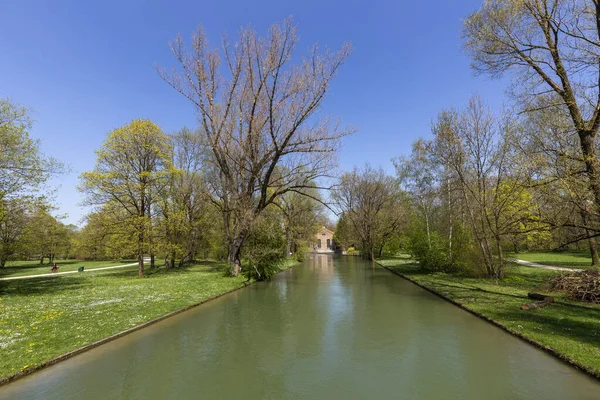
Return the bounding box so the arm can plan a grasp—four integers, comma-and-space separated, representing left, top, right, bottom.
1, 256, 599, 400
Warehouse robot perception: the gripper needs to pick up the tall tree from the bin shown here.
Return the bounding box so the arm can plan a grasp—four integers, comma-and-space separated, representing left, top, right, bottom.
394, 139, 439, 251
22, 206, 70, 264
0, 98, 61, 199
0, 98, 63, 267
80, 119, 173, 276
159, 18, 353, 276
275, 185, 325, 256
432, 97, 540, 278
332, 165, 405, 261
464, 0, 600, 216
0, 199, 29, 267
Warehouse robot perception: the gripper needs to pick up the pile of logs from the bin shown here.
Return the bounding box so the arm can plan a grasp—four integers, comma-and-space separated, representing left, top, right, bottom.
521, 293, 554, 310
550, 270, 600, 304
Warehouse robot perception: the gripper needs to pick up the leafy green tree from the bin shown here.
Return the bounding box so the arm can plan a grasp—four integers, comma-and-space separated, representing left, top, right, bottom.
22, 206, 70, 264
0, 199, 29, 267
0, 98, 63, 267
0, 98, 61, 200
80, 119, 174, 276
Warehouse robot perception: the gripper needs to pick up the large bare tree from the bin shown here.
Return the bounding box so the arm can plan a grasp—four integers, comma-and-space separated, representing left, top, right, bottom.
158, 18, 353, 276
332, 165, 405, 261
464, 0, 600, 217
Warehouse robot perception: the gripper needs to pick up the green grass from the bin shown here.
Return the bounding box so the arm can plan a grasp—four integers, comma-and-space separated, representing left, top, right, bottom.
378, 256, 600, 377
0, 259, 139, 278
507, 251, 597, 270
0, 259, 297, 380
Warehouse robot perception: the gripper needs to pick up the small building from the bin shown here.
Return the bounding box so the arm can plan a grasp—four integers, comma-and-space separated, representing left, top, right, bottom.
313, 226, 335, 253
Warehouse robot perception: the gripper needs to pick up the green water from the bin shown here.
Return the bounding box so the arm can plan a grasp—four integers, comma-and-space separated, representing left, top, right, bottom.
1, 255, 599, 399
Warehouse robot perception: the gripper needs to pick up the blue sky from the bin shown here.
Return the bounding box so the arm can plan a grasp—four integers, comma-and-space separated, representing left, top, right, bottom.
1, 0, 508, 225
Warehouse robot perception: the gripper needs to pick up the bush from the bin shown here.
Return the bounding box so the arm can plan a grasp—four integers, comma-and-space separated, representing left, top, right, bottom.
295, 246, 307, 262
242, 214, 286, 281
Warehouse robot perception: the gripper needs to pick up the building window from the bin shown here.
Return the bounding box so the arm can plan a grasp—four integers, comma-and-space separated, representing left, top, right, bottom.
327, 239, 331, 249
317, 239, 321, 249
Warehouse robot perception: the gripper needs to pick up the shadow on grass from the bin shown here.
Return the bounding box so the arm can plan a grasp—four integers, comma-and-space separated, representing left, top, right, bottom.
495, 307, 600, 348
0, 259, 138, 278
0, 261, 232, 297
0, 276, 88, 296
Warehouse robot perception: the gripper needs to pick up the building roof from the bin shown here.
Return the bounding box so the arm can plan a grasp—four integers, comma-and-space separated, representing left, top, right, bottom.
319, 226, 334, 235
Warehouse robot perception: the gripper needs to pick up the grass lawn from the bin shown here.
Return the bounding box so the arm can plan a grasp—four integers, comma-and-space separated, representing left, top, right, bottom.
0, 259, 139, 278
0, 259, 296, 381
378, 256, 600, 377
507, 251, 597, 270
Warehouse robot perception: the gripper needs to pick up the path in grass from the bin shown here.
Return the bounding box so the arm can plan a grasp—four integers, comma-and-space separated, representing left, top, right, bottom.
509, 258, 582, 272
0, 261, 146, 281
508, 251, 597, 270
0, 260, 142, 279
378, 257, 600, 377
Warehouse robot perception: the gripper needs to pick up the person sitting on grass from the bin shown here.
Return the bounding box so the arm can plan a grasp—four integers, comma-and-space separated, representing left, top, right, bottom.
50, 263, 59, 273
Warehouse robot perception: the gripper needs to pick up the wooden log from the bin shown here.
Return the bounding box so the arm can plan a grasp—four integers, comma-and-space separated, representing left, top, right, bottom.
527, 293, 554, 303
521, 299, 552, 310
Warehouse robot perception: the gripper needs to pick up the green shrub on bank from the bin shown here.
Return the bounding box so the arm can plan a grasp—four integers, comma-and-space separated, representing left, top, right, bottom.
406, 221, 473, 273
295, 246, 307, 262
242, 213, 287, 281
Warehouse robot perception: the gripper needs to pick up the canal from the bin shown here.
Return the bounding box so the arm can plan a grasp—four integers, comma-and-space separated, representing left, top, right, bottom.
1, 254, 599, 399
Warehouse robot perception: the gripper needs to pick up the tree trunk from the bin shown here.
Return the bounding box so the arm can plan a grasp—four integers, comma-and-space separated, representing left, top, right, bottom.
495, 234, 504, 279
425, 212, 432, 250
170, 250, 176, 270
40, 257, 44, 265
580, 131, 600, 215
285, 228, 292, 256
589, 237, 600, 266
580, 205, 599, 266
137, 230, 144, 277
0, 256, 6, 268
228, 244, 242, 277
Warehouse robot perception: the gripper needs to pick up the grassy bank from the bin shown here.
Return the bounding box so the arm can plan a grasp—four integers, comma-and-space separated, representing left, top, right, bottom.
508, 251, 597, 270
378, 256, 600, 377
0, 259, 297, 381
0, 259, 139, 278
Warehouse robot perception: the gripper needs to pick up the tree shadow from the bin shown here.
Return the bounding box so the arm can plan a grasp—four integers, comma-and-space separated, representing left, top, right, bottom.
495, 307, 600, 347
0, 275, 88, 296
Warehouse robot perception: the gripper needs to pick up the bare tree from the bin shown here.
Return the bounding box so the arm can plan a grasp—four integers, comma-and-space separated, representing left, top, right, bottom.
464, 0, 600, 216
432, 97, 537, 278
332, 165, 405, 261
394, 139, 439, 251
158, 18, 353, 276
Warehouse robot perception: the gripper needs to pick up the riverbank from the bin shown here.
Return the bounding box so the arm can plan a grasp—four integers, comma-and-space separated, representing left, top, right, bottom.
0, 259, 297, 384
378, 257, 600, 379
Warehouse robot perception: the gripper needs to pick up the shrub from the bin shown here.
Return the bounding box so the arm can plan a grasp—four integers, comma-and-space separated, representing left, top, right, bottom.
295, 246, 307, 262
242, 213, 286, 281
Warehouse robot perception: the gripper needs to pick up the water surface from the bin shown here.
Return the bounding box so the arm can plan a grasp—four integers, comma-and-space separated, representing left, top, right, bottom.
1, 255, 599, 399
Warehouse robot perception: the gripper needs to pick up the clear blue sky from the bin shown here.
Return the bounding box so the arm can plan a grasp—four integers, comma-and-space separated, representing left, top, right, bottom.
1, 0, 508, 225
